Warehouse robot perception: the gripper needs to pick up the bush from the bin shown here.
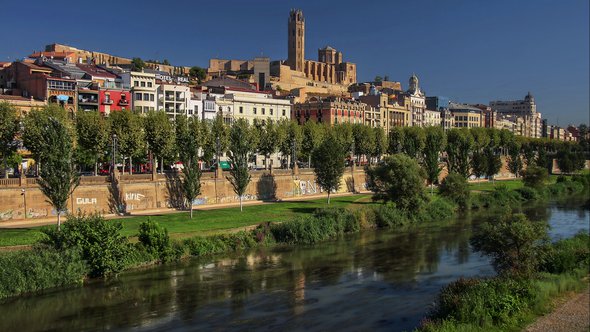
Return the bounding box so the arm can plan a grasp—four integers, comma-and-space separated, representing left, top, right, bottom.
514, 186, 540, 201
542, 232, 590, 274
430, 277, 535, 328
439, 173, 470, 210
0, 247, 87, 300
367, 154, 427, 211
374, 203, 408, 228
40, 214, 129, 277
420, 198, 456, 222
470, 213, 550, 276
522, 166, 548, 189
138, 219, 176, 263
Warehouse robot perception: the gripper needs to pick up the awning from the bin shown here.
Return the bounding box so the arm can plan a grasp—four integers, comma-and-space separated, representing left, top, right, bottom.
57, 95, 70, 102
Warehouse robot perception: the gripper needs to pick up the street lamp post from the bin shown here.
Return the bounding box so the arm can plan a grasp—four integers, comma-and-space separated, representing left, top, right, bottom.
21, 189, 26, 219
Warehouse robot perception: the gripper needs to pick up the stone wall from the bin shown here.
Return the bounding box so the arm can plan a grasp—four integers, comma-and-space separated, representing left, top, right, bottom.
0, 169, 368, 221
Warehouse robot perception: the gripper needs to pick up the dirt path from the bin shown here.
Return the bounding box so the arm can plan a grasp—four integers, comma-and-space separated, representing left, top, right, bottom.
525, 287, 590, 332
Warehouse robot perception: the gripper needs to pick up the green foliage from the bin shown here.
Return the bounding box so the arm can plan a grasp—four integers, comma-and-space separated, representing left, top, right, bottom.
446, 129, 473, 178
312, 134, 346, 204
542, 232, 589, 274
301, 121, 325, 167
75, 110, 109, 173
145, 110, 175, 163
258, 120, 280, 168
353, 123, 375, 162
507, 140, 523, 177
22, 104, 71, 163
138, 219, 180, 263
402, 126, 426, 159
131, 57, 145, 71
36, 117, 79, 228
0, 247, 86, 300
374, 203, 408, 228
556, 144, 585, 174
423, 126, 446, 187
176, 116, 202, 216
470, 213, 550, 276
227, 119, 254, 210
484, 146, 502, 180
428, 277, 536, 328
439, 173, 470, 210
270, 207, 359, 244
108, 110, 145, 161
189, 66, 206, 83
387, 126, 404, 154
367, 154, 427, 210
0, 102, 20, 177
40, 214, 129, 277
184, 231, 258, 256
522, 166, 548, 189
372, 126, 387, 162
421, 198, 456, 222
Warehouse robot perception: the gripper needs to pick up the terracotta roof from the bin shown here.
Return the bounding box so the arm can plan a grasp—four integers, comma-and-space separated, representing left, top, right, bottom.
20, 61, 52, 72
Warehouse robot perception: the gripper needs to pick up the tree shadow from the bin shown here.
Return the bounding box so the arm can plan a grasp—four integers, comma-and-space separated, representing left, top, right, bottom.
165, 172, 184, 209
288, 207, 317, 214
256, 173, 277, 202
107, 177, 127, 215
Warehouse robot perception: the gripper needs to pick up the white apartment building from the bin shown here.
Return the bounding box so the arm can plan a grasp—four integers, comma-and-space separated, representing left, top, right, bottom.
490, 92, 542, 138
423, 109, 441, 127
157, 82, 190, 119
120, 71, 157, 113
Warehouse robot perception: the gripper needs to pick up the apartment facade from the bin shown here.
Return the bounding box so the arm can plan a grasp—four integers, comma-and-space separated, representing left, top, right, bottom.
120, 71, 157, 113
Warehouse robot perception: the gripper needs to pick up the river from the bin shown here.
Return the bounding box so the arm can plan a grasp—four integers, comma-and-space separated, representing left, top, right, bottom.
1, 199, 588, 332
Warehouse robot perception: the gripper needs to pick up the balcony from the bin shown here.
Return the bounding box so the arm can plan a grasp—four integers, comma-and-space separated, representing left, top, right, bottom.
102, 99, 113, 105
165, 95, 175, 101
119, 99, 129, 106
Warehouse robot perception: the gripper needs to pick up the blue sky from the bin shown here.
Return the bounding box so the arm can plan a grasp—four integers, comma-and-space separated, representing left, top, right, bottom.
2, 0, 588, 125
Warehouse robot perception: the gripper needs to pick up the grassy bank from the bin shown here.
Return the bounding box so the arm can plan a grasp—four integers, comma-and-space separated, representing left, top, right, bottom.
419, 232, 590, 332
0, 194, 374, 247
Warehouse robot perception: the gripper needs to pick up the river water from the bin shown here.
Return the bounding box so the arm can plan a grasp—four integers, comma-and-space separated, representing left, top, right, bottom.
1, 200, 588, 332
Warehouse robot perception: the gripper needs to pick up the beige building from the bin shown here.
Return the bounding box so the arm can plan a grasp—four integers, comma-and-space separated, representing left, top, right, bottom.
207, 86, 291, 125
449, 102, 483, 128
120, 71, 157, 113
358, 91, 410, 130
490, 92, 542, 138
0, 95, 46, 115
397, 74, 426, 127
423, 109, 442, 127
158, 82, 189, 119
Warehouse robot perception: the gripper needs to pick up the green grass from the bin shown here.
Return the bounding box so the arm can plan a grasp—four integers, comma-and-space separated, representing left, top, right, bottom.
0, 195, 375, 247
468, 179, 523, 192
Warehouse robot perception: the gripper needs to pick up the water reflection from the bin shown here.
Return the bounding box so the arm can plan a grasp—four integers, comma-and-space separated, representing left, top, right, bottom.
1, 200, 588, 332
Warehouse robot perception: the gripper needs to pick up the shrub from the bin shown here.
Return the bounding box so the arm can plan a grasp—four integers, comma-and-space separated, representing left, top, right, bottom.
439, 173, 470, 210
542, 232, 590, 274
40, 214, 129, 277
374, 203, 408, 228
367, 154, 427, 211
470, 213, 550, 276
0, 247, 87, 300
522, 166, 548, 189
514, 186, 540, 201
138, 219, 175, 263
353, 207, 378, 230
420, 198, 456, 222
431, 277, 535, 327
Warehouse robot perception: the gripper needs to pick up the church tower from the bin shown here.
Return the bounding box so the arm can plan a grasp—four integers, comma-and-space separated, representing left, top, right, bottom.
408, 73, 419, 94
287, 9, 305, 72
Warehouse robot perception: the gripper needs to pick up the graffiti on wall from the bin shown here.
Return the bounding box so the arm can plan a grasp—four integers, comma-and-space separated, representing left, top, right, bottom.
0, 210, 14, 220
76, 198, 97, 205
192, 197, 208, 206
125, 193, 145, 201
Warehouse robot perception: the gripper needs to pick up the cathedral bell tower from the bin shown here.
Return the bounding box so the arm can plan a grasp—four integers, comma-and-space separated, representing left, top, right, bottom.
287, 9, 305, 72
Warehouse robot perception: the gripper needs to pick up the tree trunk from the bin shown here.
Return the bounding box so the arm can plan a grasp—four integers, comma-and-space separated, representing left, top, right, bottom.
94, 162, 98, 176
308, 155, 311, 169
240, 196, 243, 211
430, 183, 434, 195
160, 158, 164, 174
3, 158, 7, 179
190, 205, 193, 219
130, 156, 133, 175
327, 191, 331, 204
57, 213, 61, 231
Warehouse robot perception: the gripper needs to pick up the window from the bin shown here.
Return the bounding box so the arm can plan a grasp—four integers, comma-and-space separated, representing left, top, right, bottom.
270, 108, 273, 115
282, 109, 286, 116
239, 106, 243, 114
147, 82, 153, 87
135, 106, 142, 112
134, 81, 139, 87
262, 108, 265, 115
140, 81, 146, 87
253, 107, 257, 115
143, 93, 149, 100
150, 94, 154, 102
135, 93, 142, 101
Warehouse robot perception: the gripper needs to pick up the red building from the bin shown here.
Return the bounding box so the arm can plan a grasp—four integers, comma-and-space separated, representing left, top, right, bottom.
99, 88, 130, 114
293, 96, 366, 125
